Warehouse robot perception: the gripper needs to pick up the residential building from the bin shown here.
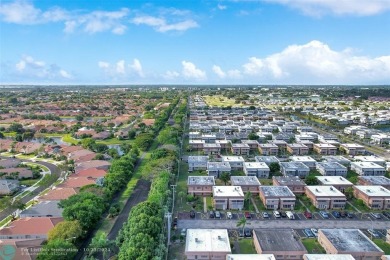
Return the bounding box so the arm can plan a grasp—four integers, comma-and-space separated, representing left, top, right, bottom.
213, 186, 245, 210
258, 144, 279, 156
272, 176, 307, 194
38, 187, 78, 201
241, 140, 260, 150
259, 186, 296, 210
323, 156, 351, 169
313, 143, 337, 155
340, 143, 365, 156
290, 156, 317, 169
19, 201, 63, 218
253, 229, 307, 260
231, 143, 250, 156
305, 186, 347, 209
230, 176, 261, 194
298, 140, 314, 150
318, 229, 384, 260
287, 143, 309, 155
216, 140, 231, 149
203, 143, 222, 155
185, 229, 231, 260
202, 134, 217, 143
303, 255, 355, 260
255, 156, 280, 166
243, 162, 270, 178
0, 179, 19, 195
354, 156, 387, 167
207, 162, 231, 178
0, 158, 21, 168
316, 176, 353, 193
280, 162, 310, 178
189, 139, 205, 150
188, 156, 209, 172
187, 176, 215, 196
0, 168, 33, 179
0, 217, 63, 239
226, 254, 276, 260
358, 176, 390, 190
353, 185, 390, 210
316, 162, 348, 177
221, 156, 245, 170
351, 162, 386, 176
59, 177, 97, 188
0, 238, 45, 260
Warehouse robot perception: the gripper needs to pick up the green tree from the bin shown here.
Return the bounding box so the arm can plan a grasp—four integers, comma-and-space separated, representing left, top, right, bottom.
134, 133, 154, 151
305, 175, 319, 185
48, 220, 83, 242
81, 138, 96, 150
220, 172, 230, 185
75, 115, 84, 122
248, 133, 259, 140
37, 239, 77, 260
236, 217, 247, 234
344, 187, 354, 200
88, 232, 115, 259
269, 162, 280, 174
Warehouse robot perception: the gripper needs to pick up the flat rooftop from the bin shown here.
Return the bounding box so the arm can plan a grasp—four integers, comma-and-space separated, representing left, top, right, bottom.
207, 162, 231, 170
255, 156, 279, 164
317, 162, 347, 170
244, 162, 269, 169
353, 185, 390, 196
323, 156, 351, 164
354, 156, 386, 163
189, 140, 205, 143
280, 162, 310, 170
188, 156, 209, 162
222, 156, 245, 162
273, 176, 306, 186
185, 229, 231, 253
231, 143, 250, 148
288, 143, 308, 148
351, 162, 385, 169
359, 176, 390, 185
320, 229, 383, 253
187, 176, 215, 186
304, 254, 355, 260
316, 176, 353, 185
203, 143, 221, 148
213, 186, 244, 198
258, 144, 278, 148
306, 185, 346, 197
254, 229, 306, 252
227, 254, 276, 260
341, 143, 365, 148
231, 176, 261, 186
260, 186, 295, 197
290, 156, 316, 162
314, 143, 337, 148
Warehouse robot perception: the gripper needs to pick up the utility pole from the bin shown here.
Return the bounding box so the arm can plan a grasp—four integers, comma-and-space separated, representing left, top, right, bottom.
171, 184, 176, 212
165, 212, 172, 246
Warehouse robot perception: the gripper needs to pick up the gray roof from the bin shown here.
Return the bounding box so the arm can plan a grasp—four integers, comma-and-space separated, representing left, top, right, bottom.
260, 186, 295, 197
20, 200, 63, 217
316, 162, 347, 170
359, 176, 390, 185
273, 176, 306, 186
255, 156, 280, 164
231, 176, 261, 186
254, 229, 307, 252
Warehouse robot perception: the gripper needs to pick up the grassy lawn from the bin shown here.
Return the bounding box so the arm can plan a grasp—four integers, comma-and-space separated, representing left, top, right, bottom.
0, 216, 12, 228
253, 196, 266, 211
348, 198, 370, 212
237, 239, 257, 254
62, 134, 79, 145
3, 132, 16, 137
20, 178, 40, 186
203, 95, 239, 108
206, 197, 212, 210
373, 239, 390, 255
96, 138, 134, 145
301, 238, 326, 254
16, 154, 36, 159
259, 178, 273, 185
23, 162, 50, 173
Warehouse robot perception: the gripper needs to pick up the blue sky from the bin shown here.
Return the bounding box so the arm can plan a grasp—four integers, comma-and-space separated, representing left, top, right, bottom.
1, 0, 390, 85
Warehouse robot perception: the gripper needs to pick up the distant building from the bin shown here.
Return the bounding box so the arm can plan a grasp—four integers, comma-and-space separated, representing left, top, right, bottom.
187, 176, 215, 196
231, 143, 250, 156
230, 176, 261, 194
0, 179, 19, 196
258, 144, 278, 156
207, 162, 231, 178
354, 156, 387, 167
221, 156, 245, 170
305, 186, 347, 209
280, 162, 310, 178
323, 156, 351, 169
303, 254, 355, 260
287, 143, 309, 155
203, 143, 222, 155
259, 186, 296, 210
316, 176, 353, 193
290, 156, 317, 169
353, 185, 390, 210
243, 162, 270, 178
358, 176, 390, 190
213, 186, 244, 210
313, 143, 337, 155
316, 162, 348, 177
188, 156, 209, 172
226, 254, 276, 260
351, 162, 386, 176
255, 156, 280, 166
340, 143, 365, 156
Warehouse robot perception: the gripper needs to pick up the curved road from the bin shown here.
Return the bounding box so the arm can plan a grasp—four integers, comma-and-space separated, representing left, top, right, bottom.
0, 156, 61, 222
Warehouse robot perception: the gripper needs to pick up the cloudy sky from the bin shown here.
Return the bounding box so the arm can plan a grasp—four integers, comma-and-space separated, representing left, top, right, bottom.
1, 0, 390, 85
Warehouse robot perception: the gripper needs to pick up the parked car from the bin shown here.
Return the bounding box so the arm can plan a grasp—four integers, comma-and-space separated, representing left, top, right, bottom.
319, 211, 329, 219
215, 211, 221, 218
244, 228, 252, 237
332, 211, 341, 218
370, 213, 382, 219
367, 229, 380, 238
209, 210, 215, 218
280, 211, 287, 218
340, 211, 347, 218
262, 212, 269, 218
382, 211, 390, 218
226, 211, 233, 219
181, 229, 187, 237
173, 217, 178, 225
311, 228, 318, 237
347, 212, 355, 218
304, 211, 312, 219
304, 228, 314, 238
245, 211, 252, 219
239, 229, 245, 237
190, 210, 195, 219
286, 211, 295, 220
273, 210, 281, 218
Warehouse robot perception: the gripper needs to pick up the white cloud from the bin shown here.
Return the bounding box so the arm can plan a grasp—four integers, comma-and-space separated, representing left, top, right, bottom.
212, 65, 226, 78
98, 59, 145, 78
0, 1, 40, 24
130, 59, 144, 77
115, 60, 126, 74
59, 69, 72, 79
217, 4, 227, 10
98, 61, 110, 69
263, 0, 390, 16
163, 70, 180, 80
241, 40, 390, 84
182, 61, 206, 80
132, 15, 198, 32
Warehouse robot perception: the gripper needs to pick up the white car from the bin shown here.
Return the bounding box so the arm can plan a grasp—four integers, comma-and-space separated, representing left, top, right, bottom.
226, 212, 233, 219
311, 228, 318, 237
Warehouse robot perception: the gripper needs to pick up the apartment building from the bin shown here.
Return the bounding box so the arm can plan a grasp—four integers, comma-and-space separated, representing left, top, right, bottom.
189, 140, 205, 150
286, 143, 309, 155
354, 156, 387, 167
280, 162, 310, 178
187, 176, 215, 196
313, 143, 337, 155
272, 176, 307, 194
351, 162, 386, 176
358, 176, 390, 190
255, 156, 280, 166
221, 156, 245, 170
230, 176, 261, 194
323, 156, 351, 169
316, 162, 348, 177
316, 176, 353, 193
290, 156, 317, 169
258, 144, 279, 156
188, 156, 209, 172
213, 186, 245, 210
259, 186, 296, 210
203, 143, 222, 155
231, 143, 250, 156
207, 162, 231, 178
243, 162, 270, 178
340, 143, 365, 156
353, 185, 390, 210
305, 186, 347, 209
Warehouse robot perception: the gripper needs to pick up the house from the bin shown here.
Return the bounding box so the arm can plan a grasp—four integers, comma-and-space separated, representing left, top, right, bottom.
38, 187, 78, 201
358, 176, 390, 190
313, 143, 337, 155
230, 176, 261, 194
253, 229, 307, 260
189, 140, 205, 150
59, 177, 97, 188
0, 238, 45, 260
316, 176, 353, 193
231, 143, 250, 156
75, 168, 107, 178
75, 160, 110, 172
259, 186, 296, 210
185, 229, 231, 260
318, 229, 384, 260
316, 162, 348, 177
340, 143, 365, 156
323, 156, 351, 169
290, 156, 317, 169
187, 176, 215, 196
258, 144, 278, 156
216, 140, 231, 149
280, 162, 310, 178
221, 156, 245, 170
286, 143, 309, 155
0, 158, 21, 168
203, 143, 222, 155
20, 201, 63, 218
243, 162, 270, 178
305, 186, 347, 209
188, 156, 209, 172
298, 140, 314, 150
354, 156, 387, 167
272, 176, 307, 194
207, 162, 231, 178
351, 162, 386, 176
0, 179, 19, 195
241, 140, 259, 150
213, 186, 245, 210
0, 168, 34, 179
0, 217, 63, 239
353, 185, 390, 210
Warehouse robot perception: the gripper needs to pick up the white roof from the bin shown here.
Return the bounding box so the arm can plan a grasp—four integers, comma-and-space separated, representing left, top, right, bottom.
213, 186, 244, 198
354, 185, 390, 197
185, 229, 231, 253
316, 176, 353, 186
222, 156, 245, 162
354, 156, 386, 163
306, 186, 346, 197
227, 254, 276, 260
304, 254, 355, 260
351, 161, 385, 169
244, 162, 269, 169
341, 143, 365, 148
290, 156, 316, 162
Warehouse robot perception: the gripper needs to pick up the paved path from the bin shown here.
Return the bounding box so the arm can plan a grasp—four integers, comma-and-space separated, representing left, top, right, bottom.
251, 198, 259, 213
178, 219, 390, 229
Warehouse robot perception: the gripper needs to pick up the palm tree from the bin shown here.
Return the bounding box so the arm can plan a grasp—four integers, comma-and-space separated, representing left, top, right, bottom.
236, 217, 247, 235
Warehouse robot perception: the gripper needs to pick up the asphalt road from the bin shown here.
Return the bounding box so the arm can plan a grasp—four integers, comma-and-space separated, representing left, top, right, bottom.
178, 219, 390, 230
0, 156, 60, 222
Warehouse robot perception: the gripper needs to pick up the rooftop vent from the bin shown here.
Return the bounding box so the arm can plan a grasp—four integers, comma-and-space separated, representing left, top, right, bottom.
195, 238, 199, 242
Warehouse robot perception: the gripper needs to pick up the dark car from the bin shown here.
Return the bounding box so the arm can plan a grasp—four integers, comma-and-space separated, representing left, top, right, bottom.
304, 211, 312, 219
332, 211, 341, 218
280, 211, 287, 218
190, 210, 195, 219
382, 211, 390, 218
340, 211, 347, 218
173, 217, 178, 228
244, 228, 252, 237
304, 228, 314, 238
347, 212, 355, 218
209, 211, 215, 218
245, 211, 251, 219
239, 229, 245, 237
